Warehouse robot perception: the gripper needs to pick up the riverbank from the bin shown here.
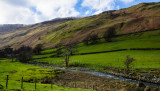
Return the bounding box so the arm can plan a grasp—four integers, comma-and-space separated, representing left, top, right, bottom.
29, 61, 160, 87
26, 62, 160, 91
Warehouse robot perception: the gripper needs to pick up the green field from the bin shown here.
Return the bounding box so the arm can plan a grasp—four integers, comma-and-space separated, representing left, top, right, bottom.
34, 30, 160, 71
34, 50, 160, 70
77, 30, 160, 53
0, 59, 92, 91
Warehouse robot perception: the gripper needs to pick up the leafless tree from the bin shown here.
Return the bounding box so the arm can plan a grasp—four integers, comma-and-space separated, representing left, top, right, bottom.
124, 55, 134, 74
63, 44, 77, 67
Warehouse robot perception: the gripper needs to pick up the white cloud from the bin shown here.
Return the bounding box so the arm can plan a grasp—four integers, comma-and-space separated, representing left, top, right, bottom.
119, 0, 135, 3
0, 0, 79, 24
85, 10, 91, 15
94, 10, 103, 15
82, 0, 115, 15
0, 1, 37, 24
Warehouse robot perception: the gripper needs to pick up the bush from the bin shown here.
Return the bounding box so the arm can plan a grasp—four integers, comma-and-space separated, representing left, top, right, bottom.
90, 34, 99, 44
15, 46, 33, 63
33, 44, 43, 55
0, 50, 5, 58
55, 48, 62, 57
103, 27, 116, 42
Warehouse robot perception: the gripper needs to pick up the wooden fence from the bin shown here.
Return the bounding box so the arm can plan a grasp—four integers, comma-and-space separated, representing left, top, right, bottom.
3, 75, 109, 91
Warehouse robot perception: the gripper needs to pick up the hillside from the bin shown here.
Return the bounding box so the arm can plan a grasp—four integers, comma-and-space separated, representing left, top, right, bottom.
0, 24, 24, 34
0, 2, 160, 49
0, 18, 75, 49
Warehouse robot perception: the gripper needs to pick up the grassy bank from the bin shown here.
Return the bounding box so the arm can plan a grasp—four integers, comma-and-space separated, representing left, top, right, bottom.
0, 59, 92, 91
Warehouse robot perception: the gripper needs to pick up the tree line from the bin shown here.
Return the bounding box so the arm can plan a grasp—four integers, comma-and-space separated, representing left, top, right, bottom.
0, 44, 42, 63
0, 43, 77, 68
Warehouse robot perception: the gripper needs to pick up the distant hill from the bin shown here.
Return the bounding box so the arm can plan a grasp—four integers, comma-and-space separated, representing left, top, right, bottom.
0, 24, 24, 33
0, 2, 160, 49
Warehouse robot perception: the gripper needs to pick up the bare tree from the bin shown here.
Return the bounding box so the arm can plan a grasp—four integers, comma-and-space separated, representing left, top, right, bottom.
124, 55, 134, 74
62, 44, 77, 67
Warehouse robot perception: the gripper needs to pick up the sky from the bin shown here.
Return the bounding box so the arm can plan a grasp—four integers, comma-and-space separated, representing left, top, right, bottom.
0, 0, 159, 24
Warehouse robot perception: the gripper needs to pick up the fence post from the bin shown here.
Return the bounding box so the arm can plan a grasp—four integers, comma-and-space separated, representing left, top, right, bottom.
21, 77, 23, 89
35, 78, 37, 90
86, 83, 88, 89
92, 85, 94, 90
51, 80, 53, 89
74, 82, 76, 88
6, 75, 9, 89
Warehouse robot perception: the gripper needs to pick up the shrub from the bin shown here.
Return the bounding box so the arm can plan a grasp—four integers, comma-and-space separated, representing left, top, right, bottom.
15, 46, 33, 63
90, 34, 99, 44
103, 27, 116, 42
33, 44, 43, 55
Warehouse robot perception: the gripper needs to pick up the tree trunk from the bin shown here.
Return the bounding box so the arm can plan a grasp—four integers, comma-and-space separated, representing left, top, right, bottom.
126, 65, 129, 74
11, 53, 14, 62
65, 56, 68, 67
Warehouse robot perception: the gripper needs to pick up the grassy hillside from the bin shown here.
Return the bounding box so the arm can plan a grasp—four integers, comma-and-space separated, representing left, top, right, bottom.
0, 59, 92, 91
77, 30, 160, 53
0, 2, 160, 49
38, 29, 160, 54
0, 18, 74, 49
33, 30, 160, 71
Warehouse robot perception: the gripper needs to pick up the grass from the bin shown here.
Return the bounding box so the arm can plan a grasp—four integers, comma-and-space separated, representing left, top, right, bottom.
36, 30, 160, 71
33, 53, 53, 59
41, 48, 57, 54
77, 30, 160, 53
34, 57, 64, 66
0, 59, 92, 91
34, 50, 160, 70
70, 50, 160, 69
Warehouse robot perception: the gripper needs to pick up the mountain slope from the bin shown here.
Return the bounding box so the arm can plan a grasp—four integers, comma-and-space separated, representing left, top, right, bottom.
0, 18, 75, 49
0, 24, 24, 34
0, 2, 160, 49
